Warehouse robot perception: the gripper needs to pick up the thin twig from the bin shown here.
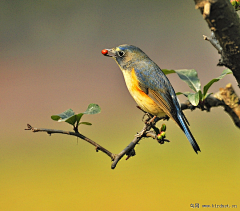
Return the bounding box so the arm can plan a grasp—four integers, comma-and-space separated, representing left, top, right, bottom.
25, 124, 116, 161
111, 120, 153, 169
25, 116, 163, 169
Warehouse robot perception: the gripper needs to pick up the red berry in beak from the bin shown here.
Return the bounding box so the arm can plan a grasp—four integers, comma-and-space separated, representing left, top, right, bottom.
101, 49, 108, 55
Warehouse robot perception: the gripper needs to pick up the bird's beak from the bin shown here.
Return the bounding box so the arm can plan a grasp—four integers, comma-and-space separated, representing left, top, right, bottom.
101, 48, 116, 57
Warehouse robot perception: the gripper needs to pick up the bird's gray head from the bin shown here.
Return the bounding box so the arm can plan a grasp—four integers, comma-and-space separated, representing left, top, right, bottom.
102, 44, 149, 68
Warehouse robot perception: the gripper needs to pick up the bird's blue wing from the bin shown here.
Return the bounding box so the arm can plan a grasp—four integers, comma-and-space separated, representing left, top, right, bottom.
132, 61, 180, 121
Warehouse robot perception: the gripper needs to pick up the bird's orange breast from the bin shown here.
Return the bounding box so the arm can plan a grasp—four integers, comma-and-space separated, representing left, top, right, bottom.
122, 68, 165, 117
130, 68, 148, 97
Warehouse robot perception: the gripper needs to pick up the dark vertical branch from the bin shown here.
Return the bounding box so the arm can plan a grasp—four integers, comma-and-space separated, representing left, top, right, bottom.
194, 0, 240, 86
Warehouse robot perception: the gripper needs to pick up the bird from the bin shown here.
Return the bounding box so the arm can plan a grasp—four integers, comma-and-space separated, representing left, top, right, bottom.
102, 44, 200, 153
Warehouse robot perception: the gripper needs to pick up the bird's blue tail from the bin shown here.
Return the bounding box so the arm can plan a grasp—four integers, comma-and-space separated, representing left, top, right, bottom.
177, 113, 201, 154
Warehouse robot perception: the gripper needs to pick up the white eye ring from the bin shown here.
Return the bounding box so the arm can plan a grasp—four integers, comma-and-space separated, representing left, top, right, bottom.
117, 51, 125, 57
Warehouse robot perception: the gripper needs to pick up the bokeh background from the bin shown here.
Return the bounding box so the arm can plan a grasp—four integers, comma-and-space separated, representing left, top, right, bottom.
1, 1, 239, 210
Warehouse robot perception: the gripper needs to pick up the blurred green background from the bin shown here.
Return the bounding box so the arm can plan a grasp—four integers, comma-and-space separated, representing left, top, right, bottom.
1, 1, 239, 210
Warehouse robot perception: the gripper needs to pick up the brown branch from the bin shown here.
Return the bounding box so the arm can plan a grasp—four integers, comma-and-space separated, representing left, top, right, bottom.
194, 0, 240, 86
25, 116, 165, 169
25, 83, 240, 168
110, 117, 169, 168
110, 123, 152, 169
25, 124, 116, 161
213, 83, 240, 127
181, 83, 240, 128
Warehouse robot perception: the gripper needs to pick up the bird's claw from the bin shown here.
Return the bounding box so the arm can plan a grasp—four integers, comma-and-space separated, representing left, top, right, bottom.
126, 148, 136, 160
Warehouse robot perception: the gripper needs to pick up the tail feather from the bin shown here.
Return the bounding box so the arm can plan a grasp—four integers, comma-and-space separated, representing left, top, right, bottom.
177, 113, 201, 154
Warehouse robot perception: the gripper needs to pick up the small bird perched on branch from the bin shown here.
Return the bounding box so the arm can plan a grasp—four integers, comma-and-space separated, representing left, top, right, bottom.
102, 44, 200, 153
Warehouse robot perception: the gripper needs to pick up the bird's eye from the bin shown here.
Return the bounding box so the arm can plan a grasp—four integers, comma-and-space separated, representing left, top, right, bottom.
117, 51, 125, 57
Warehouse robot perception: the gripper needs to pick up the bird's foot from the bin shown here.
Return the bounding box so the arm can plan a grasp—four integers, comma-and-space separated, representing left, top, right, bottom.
146, 116, 157, 125
142, 112, 153, 123
125, 148, 136, 160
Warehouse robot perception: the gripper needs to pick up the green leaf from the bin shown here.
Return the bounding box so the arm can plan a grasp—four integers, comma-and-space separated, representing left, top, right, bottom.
177, 91, 201, 106
175, 69, 201, 92
76, 113, 84, 125
162, 69, 176, 75
64, 115, 78, 126
205, 92, 213, 99
51, 104, 101, 127
176, 92, 189, 97
51, 109, 77, 126
51, 115, 61, 121
203, 69, 232, 98
84, 103, 101, 115
187, 92, 200, 106
79, 122, 92, 126
58, 109, 75, 119
51, 109, 75, 121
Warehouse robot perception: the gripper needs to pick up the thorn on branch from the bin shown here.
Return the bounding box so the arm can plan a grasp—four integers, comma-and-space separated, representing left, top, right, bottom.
203, 31, 222, 54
